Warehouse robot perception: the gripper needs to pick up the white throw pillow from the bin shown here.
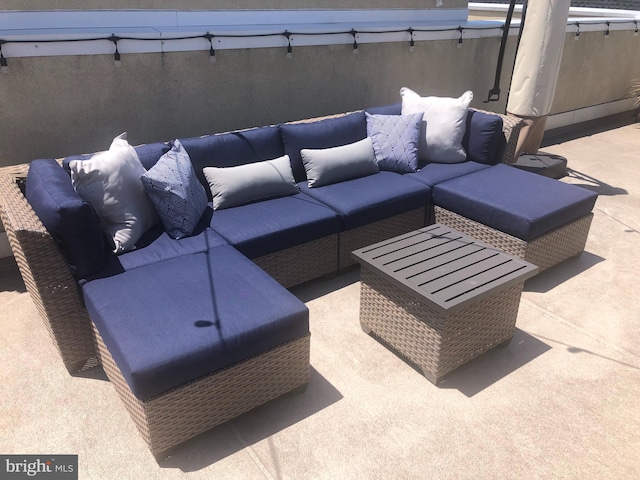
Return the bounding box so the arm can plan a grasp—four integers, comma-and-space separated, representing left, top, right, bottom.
400, 87, 473, 164
69, 133, 159, 253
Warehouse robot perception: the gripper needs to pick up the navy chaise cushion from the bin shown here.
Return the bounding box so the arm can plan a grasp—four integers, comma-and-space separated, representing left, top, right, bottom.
83, 245, 309, 401
279, 111, 368, 183
298, 171, 431, 231
433, 164, 598, 241
180, 126, 285, 200
26, 159, 106, 278
210, 193, 341, 259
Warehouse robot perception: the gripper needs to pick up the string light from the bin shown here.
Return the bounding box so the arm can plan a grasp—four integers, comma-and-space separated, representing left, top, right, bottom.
408, 28, 415, 52
575, 22, 580, 40
109, 34, 121, 66
284, 30, 292, 59
635, 20, 638, 36
457, 26, 463, 49
0, 42, 7, 73
204, 32, 216, 63
605, 21, 610, 38
350, 29, 359, 54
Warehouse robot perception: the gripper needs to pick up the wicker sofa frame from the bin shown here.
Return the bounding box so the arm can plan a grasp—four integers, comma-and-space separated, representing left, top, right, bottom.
0, 108, 524, 458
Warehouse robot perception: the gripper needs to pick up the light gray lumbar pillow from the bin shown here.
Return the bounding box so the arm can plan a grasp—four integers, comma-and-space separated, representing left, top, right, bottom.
203, 154, 299, 210
301, 137, 379, 188
70, 133, 160, 253
400, 87, 473, 164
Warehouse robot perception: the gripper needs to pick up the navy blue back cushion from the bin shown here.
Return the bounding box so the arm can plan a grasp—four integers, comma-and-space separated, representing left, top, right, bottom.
279, 111, 368, 182
461, 110, 504, 165
180, 126, 284, 200
61, 141, 171, 172
26, 159, 106, 278
365, 103, 402, 116
134, 142, 172, 170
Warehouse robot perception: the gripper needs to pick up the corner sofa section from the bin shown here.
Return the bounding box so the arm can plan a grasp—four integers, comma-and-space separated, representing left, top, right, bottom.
2, 101, 581, 459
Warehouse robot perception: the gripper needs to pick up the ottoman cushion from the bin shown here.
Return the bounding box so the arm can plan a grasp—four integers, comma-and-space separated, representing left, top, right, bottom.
433, 164, 598, 241
299, 171, 431, 231
83, 246, 309, 401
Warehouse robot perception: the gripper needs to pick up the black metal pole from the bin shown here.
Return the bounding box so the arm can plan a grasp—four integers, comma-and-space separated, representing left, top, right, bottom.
484, 0, 518, 104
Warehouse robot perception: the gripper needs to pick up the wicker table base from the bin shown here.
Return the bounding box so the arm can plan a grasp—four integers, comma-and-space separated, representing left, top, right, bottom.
353, 224, 538, 385
360, 268, 523, 384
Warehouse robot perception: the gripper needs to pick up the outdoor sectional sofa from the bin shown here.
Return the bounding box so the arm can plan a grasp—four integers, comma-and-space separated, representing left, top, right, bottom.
0, 92, 598, 459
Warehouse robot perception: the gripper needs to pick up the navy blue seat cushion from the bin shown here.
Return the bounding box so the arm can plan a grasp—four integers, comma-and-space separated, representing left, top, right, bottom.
279, 111, 367, 183
433, 164, 598, 241
365, 103, 402, 116
26, 159, 106, 278
461, 110, 504, 165
210, 193, 341, 259
62, 141, 171, 172
406, 161, 491, 187
83, 246, 309, 401
299, 171, 431, 231
91, 208, 229, 279
180, 126, 285, 200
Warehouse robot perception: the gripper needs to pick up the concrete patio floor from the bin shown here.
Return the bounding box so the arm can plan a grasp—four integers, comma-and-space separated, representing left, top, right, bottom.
1, 116, 639, 479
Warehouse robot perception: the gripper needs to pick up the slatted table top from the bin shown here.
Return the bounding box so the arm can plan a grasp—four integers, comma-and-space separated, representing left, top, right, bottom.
352, 224, 539, 315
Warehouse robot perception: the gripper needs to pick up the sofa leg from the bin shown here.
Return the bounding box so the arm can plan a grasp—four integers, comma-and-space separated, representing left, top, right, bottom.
360, 322, 372, 335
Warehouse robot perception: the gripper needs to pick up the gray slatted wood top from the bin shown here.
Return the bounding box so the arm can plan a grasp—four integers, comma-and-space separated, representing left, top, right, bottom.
352, 224, 539, 315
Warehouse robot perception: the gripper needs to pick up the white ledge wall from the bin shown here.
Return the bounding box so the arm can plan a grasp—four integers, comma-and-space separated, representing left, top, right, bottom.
0, 8, 497, 58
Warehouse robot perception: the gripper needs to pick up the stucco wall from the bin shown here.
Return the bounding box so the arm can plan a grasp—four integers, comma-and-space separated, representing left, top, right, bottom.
552, 30, 640, 115
0, 36, 511, 167
2, 1, 467, 11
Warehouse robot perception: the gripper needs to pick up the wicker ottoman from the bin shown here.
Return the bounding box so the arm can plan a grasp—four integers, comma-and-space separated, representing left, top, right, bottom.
352, 224, 538, 385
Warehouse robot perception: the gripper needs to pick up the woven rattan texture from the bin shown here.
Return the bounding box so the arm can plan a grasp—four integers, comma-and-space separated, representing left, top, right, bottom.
339, 207, 426, 270
434, 206, 594, 272
360, 267, 523, 383
0, 165, 97, 372
93, 324, 310, 458
253, 235, 338, 288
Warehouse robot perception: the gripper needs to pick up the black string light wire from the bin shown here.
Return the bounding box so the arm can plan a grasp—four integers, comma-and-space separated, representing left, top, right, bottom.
0, 19, 635, 71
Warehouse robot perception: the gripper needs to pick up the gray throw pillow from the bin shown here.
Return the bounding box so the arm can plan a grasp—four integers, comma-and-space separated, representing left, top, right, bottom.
366, 112, 423, 173
400, 87, 473, 164
140, 140, 208, 239
69, 133, 160, 253
203, 155, 299, 210
301, 137, 379, 188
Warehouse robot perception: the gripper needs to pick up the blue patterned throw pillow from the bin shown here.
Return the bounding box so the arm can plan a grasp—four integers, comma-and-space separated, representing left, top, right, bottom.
141, 139, 208, 239
365, 112, 423, 173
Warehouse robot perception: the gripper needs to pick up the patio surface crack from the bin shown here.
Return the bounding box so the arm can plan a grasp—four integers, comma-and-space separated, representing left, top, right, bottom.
228, 421, 275, 480
520, 297, 640, 364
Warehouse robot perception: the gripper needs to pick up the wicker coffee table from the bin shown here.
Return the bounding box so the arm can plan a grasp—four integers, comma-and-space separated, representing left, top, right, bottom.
352, 223, 538, 385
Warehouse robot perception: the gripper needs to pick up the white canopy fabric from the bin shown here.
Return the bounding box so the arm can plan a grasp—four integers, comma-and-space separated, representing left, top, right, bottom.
507, 0, 572, 118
